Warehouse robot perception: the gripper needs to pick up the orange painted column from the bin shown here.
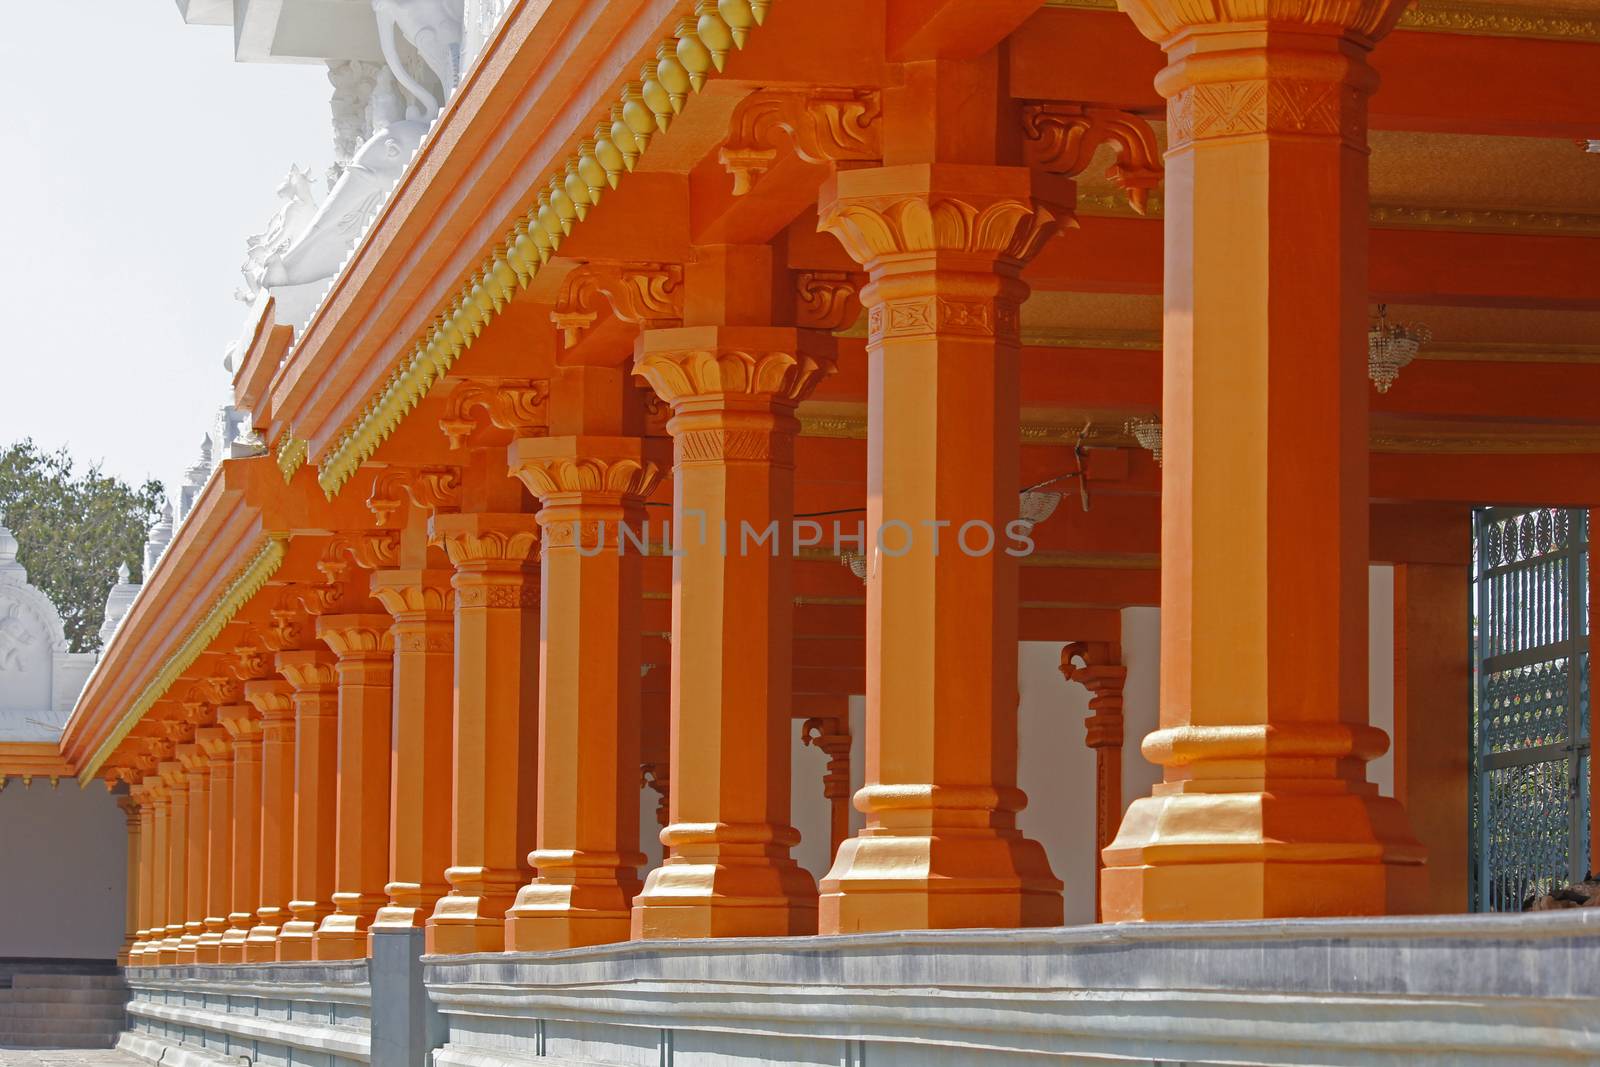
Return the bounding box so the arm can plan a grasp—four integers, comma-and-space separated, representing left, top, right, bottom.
1100, 0, 1423, 920
159, 759, 187, 963
218, 704, 262, 963
245, 680, 295, 961
315, 615, 395, 959
116, 793, 142, 966
1392, 564, 1470, 914
129, 784, 156, 962
630, 325, 835, 938
140, 774, 169, 964
504, 437, 659, 950
275, 650, 340, 960
425, 513, 540, 954
815, 164, 1066, 933
369, 570, 455, 935
1592, 509, 1599, 873
177, 742, 209, 963
195, 727, 233, 963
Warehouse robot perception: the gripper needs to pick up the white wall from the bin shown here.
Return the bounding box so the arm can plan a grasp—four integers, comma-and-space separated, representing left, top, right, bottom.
1368, 565, 1396, 798
1017, 642, 1099, 924
0, 781, 127, 959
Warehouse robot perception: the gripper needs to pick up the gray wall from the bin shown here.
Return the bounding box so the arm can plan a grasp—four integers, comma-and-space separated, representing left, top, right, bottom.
0, 780, 126, 959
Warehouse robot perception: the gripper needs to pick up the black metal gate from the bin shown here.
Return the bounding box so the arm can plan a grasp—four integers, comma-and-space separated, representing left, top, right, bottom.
1470, 507, 1591, 912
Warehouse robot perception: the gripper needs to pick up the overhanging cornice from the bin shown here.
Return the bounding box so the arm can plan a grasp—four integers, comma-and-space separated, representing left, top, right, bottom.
1042, 0, 1600, 42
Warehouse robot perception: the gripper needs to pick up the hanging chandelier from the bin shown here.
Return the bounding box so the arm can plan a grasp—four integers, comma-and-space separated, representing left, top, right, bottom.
1124, 416, 1162, 466
1367, 304, 1430, 394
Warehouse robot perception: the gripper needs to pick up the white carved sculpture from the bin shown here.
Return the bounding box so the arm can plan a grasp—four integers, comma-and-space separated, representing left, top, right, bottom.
462, 0, 513, 70
328, 59, 386, 182
97, 563, 140, 649
236, 166, 320, 304
373, 0, 465, 117
0, 603, 36, 673
0, 516, 92, 739
143, 501, 174, 575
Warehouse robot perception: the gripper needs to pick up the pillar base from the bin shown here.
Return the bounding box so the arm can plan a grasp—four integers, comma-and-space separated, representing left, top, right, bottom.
371, 882, 450, 933
156, 936, 181, 966
505, 868, 643, 951
631, 845, 818, 940
1100, 790, 1425, 922
819, 828, 1063, 935
276, 921, 322, 961
194, 921, 227, 964
425, 872, 521, 954
218, 922, 251, 964
313, 892, 386, 959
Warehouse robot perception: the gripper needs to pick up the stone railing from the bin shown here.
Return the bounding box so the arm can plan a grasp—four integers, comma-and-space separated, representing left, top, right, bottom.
119, 960, 371, 1067
423, 911, 1600, 1066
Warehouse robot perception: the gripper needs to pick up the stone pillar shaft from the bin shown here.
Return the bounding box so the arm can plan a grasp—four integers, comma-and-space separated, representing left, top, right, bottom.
315, 614, 396, 959
144, 779, 169, 964
505, 436, 658, 950
160, 760, 188, 964
276, 650, 340, 959
815, 163, 1065, 933
1100, 0, 1423, 920
196, 728, 233, 963
245, 681, 296, 961
219, 705, 262, 963
630, 325, 836, 938
177, 744, 209, 963
425, 513, 540, 954
369, 571, 455, 935
117, 794, 142, 966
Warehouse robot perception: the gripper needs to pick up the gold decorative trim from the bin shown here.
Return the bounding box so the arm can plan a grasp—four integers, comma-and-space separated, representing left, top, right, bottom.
1023, 551, 1160, 569
1372, 427, 1600, 454
799, 406, 1145, 445
1419, 342, 1600, 364
1077, 191, 1600, 237
275, 432, 308, 483
834, 320, 1164, 351
78, 535, 288, 783
1043, 0, 1600, 41
316, 3, 771, 496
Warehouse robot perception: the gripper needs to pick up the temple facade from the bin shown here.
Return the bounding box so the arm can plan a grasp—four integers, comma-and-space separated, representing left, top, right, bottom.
6, 0, 1599, 1062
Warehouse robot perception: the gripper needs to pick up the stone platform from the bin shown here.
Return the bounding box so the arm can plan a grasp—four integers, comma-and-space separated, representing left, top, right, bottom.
116, 913, 1600, 1066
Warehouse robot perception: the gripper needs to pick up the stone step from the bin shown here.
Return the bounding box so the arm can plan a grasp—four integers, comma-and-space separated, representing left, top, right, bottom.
10, 974, 129, 991
5, 987, 130, 1005
0, 1000, 129, 1020
0, 1014, 127, 1036
0, 1030, 121, 1048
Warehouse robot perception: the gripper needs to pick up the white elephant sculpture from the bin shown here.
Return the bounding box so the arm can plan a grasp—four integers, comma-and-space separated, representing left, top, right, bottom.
372, 0, 465, 118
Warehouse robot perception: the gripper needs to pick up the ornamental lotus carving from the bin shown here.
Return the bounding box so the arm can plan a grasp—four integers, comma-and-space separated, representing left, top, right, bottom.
1117, 0, 1413, 43
634, 340, 838, 407
819, 182, 1067, 269
510, 455, 664, 502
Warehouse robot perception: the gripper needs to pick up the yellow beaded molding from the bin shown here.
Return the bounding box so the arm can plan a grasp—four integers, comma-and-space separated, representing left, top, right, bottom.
316, 0, 772, 496
78, 535, 288, 783
1042, 0, 1600, 41
276, 431, 309, 483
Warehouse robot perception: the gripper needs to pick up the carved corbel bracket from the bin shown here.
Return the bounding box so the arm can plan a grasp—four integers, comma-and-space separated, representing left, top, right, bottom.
438, 377, 551, 449
640, 762, 670, 830
719, 88, 882, 195
323, 530, 403, 574
1022, 103, 1163, 215
366, 465, 464, 526
551, 262, 685, 348
800, 715, 852, 797
1059, 640, 1127, 748
793, 271, 863, 331
229, 643, 275, 683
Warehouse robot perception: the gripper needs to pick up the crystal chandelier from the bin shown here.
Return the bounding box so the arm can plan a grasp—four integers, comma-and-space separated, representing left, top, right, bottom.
1124, 416, 1162, 466
1367, 304, 1430, 394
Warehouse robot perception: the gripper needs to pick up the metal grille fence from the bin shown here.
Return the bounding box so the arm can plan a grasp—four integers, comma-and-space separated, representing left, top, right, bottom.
1471, 507, 1591, 912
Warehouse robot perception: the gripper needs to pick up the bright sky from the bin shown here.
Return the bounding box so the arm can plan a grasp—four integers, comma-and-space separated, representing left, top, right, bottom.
0, 4, 334, 502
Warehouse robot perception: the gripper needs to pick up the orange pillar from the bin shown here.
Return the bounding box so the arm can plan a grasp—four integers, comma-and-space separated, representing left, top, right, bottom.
245, 681, 295, 961
315, 615, 395, 959
815, 164, 1066, 933
116, 792, 142, 966
369, 570, 455, 935
1100, 0, 1423, 921
218, 704, 261, 963
504, 435, 658, 950
141, 774, 169, 965
630, 322, 834, 938
178, 742, 210, 963
275, 650, 340, 960
130, 783, 157, 963
425, 513, 540, 954
159, 759, 187, 964
195, 727, 233, 963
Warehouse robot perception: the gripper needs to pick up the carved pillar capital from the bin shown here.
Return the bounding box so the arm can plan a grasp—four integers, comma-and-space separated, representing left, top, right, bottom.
316, 613, 397, 662
196, 726, 234, 766
217, 704, 263, 744
427, 512, 541, 571
275, 650, 340, 694
633, 325, 839, 412
370, 568, 456, 621
244, 679, 296, 725
718, 88, 882, 195
1117, 0, 1410, 46
508, 437, 664, 505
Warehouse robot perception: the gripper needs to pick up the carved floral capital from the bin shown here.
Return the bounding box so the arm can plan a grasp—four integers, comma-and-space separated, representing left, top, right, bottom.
633, 326, 838, 409
369, 569, 455, 619
508, 437, 664, 504
217, 703, 263, 741
428, 512, 541, 568
818, 164, 1069, 272
316, 613, 396, 659
243, 679, 296, 720
1117, 0, 1411, 45
274, 649, 340, 692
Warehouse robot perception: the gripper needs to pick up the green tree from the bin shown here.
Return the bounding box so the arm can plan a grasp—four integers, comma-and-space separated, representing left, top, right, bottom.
0, 440, 165, 653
